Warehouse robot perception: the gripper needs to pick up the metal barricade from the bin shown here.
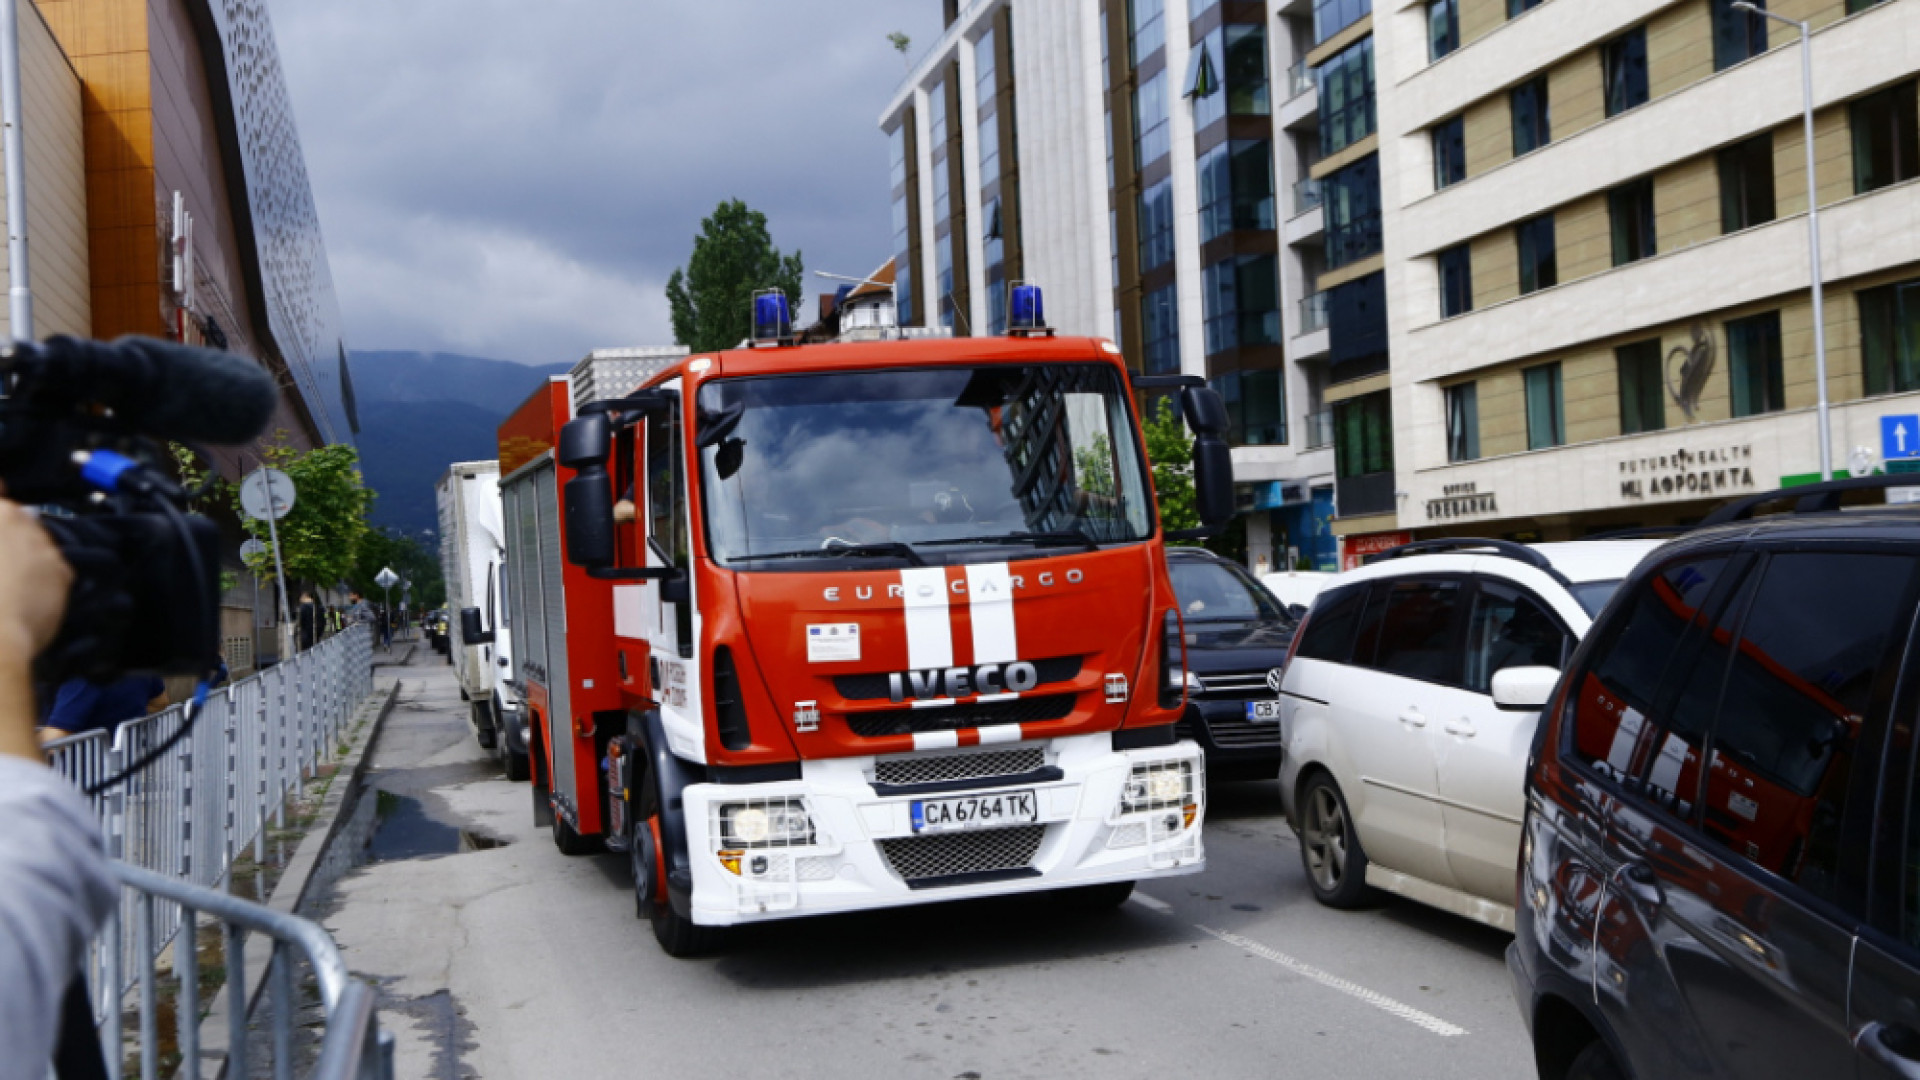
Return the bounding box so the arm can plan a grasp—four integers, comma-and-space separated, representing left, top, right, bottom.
106, 861, 394, 1080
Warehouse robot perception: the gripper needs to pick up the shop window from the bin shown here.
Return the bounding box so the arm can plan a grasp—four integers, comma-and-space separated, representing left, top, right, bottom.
1610, 177, 1656, 267
1318, 38, 1375, 157
1617, 339, 1665, 435
1852, 80, 1919, 195
1859, 279, 1920, 396
1603, 28, 1649, 118
1511, 76, 1551, 156
1432, 116, 1466, 189
1428, 0, 1459, 61
1438, 244, 1472, 318
1719, 133, 1776, 233
1525, 362, 1565, 449
1711, 0, 1769, 71
1517, 213, 1557, 295
1728, 310, 1785, 417
1445, 382, 1479, 462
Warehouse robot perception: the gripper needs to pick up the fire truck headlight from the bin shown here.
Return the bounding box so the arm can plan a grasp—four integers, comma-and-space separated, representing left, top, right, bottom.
1122, 761, 1193, 813
719, 799, 814, 848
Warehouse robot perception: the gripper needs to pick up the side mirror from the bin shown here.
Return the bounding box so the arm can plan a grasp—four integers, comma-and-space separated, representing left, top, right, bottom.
1181, 385, 1229, 437
558, 413, 610, 469
661, 573, 691, 607
1287, 603, 1308, 621
1491, 666, 1561, 711
459, 607, 492, 645
1192, 433, 1235, 530
564, 471, 616, 569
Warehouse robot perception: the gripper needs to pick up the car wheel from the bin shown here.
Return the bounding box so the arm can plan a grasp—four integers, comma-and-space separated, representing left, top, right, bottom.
1298, 772, 1372, 909
1565, 1040, 1626, 1080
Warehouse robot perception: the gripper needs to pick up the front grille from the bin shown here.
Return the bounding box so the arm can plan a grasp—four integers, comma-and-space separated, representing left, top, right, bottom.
875, 746, 1047, 787
845, 694, 1076, 738
880, 825, 1046, 883
1201, 712, 1283, 748
834, 655, 1084, 701
1196, 670, 1277, 697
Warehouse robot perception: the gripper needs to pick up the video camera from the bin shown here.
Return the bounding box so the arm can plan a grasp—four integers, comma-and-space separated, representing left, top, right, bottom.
0, 334, 277, 684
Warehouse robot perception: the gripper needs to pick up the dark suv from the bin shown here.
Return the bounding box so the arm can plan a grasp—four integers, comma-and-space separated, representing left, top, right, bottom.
1165, 547, 1295, 781
1512, 477, 1920, 1080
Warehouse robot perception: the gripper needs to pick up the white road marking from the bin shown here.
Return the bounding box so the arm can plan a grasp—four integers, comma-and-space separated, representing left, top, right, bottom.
1196, 925, 1470, 1038
1129, 891, 1174, 914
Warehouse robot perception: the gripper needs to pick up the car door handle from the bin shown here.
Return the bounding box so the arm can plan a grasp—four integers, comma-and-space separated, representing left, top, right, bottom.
1444, 718, 1476, 737
1399, 709, 1427, 728
1856, 1022, 1920, 1079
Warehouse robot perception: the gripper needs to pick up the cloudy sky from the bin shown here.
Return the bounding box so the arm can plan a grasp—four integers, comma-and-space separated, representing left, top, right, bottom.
265, 1, 944, 365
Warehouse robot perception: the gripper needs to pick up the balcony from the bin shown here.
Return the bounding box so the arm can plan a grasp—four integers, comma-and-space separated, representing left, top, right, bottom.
1287, 60, 1314, 99
1292, 176, 1323, 216
1297, 291, 1330, 334
1304, 408, 1334, 450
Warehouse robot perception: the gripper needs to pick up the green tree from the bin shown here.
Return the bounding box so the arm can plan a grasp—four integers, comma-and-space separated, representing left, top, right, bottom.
666, 199, 805, 353
346, 528, 444, 608
234, 434, 374, 590
1141, 397, 1198, 537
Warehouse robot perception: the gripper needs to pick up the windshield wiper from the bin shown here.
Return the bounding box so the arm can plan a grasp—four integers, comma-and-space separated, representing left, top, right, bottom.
739, 540, 926, 566
923, 529, 1103, 551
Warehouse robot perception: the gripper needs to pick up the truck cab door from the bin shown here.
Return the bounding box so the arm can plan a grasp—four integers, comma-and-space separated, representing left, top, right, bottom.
627, 378, 705, 762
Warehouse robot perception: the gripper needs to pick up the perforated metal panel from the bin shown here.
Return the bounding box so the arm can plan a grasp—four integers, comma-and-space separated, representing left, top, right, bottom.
874, 747, 1046, 787
535, 465, 574, 807
879, 826, 1046, 883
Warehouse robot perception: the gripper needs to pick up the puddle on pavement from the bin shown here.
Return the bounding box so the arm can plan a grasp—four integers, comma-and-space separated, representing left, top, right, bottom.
365, 790, 507, 861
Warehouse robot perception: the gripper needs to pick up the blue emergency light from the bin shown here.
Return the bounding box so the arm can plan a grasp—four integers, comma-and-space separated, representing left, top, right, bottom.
1008, 282, 1046, 333
753, 290, 792, 342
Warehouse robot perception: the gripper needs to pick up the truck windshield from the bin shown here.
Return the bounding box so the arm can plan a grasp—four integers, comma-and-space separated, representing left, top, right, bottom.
698, 364, 1155, 565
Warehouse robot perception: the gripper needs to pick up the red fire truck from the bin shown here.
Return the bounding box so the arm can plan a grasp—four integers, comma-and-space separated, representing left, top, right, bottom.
497, 291, 1235, 955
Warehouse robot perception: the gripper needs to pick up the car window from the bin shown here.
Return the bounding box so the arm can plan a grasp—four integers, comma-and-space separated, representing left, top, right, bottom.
1567, 579, 1623, 617
1296, 582, 1367, 663
1703, 552, 1917, 906
1372, 580, 1466, 685
1465, 582, 1567, 694
1170, 557, 1285, 622
1567, 555, 1734, 794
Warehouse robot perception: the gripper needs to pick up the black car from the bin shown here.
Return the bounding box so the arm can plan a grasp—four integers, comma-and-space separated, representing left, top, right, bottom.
1512, 476, 1920, 1080
1165, 547, 1295, 781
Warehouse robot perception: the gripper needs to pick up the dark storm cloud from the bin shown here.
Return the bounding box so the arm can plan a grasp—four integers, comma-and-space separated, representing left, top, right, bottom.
266, 1, 942, 363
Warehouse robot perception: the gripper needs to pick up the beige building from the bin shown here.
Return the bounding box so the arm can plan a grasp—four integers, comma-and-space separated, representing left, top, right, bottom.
1345, 0, 1920, 547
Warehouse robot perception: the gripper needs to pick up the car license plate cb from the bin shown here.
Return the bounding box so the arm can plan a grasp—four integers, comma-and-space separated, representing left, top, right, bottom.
1246, 700, 1283, 722
912, 790, 1039, 833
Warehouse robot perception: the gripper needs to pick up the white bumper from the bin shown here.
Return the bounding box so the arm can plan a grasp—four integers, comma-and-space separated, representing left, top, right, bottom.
682, 733, 1206, 926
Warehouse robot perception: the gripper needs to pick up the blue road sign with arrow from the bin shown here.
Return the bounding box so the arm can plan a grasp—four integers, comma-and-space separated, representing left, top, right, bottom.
1884, 415, 1920, 460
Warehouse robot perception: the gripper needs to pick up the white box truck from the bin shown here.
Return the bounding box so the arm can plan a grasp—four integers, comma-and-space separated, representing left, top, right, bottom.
437, 460, 529, 780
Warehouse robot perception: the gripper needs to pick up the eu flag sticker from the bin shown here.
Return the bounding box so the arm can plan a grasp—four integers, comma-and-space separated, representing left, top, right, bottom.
806, 622, 861, 663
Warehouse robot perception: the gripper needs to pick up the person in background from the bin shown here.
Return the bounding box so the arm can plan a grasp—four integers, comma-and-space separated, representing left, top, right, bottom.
38, 674, 167, 746
296, 590, 318, 652
0, 495, 118, 1080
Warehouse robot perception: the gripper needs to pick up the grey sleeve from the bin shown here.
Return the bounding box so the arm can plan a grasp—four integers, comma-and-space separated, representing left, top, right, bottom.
0, 757, 116, 1080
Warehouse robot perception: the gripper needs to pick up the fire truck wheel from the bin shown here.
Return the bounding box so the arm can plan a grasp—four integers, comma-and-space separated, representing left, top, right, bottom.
552, 811, 603, 856
502, 746, 530, 783
651, 895, 722, 959
1056, 881, 1136, 910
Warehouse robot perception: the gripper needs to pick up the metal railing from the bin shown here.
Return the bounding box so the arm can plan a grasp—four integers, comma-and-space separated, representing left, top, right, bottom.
1305, 407, 1336, 449
1293, 175, 1323, 216
1298, 291, 1331, 334
107, 862, 393, 1080
1287, 59, 1315, 99
47, 625, 378, 1077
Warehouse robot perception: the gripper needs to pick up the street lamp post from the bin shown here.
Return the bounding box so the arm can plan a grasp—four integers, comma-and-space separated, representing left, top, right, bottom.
1734, 2, 1830, 480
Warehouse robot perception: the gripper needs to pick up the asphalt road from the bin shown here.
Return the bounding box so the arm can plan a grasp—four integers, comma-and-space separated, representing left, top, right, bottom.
313, 652, 1535, 1079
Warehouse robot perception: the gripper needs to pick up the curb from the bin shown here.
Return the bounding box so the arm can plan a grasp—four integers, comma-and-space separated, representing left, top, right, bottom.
190, 674, 401, 1079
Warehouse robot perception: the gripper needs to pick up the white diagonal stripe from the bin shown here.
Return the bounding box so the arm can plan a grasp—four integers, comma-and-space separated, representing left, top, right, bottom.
1196, 926, 1469, 1037
900, 567, 953, 671
965, 561, 1018, 664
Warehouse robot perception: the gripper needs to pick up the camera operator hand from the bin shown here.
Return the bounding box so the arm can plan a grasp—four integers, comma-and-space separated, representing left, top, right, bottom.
0, 491, 117, 1080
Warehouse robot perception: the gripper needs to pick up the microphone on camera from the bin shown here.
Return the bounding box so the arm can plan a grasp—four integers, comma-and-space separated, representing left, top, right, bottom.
5, 334, 279, 445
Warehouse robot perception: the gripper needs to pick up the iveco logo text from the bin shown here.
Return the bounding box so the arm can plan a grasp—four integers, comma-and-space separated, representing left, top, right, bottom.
824, 569, 1085, 602
887, 661, 1041, 702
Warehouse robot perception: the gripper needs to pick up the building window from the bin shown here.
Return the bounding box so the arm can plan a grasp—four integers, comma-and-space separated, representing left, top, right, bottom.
1710, 0, 1769, 71
1325, 154, 1383, 269
1329, 271, 1389, 379
1603, 28, 1649, 118
1335, 391, 1393, 478
929, 78, 948, 146
1213, 368, 1288, 445
1727, 310, 1785, 417
1616, 339, 1665, 435
1524, 363, 1565, 449
1129, 0, 1165, 65
1438, 244, 1472, 318
1609, 177, 1656, 266
1445, 383, 1480, 462
1848, 0, 1889, 10
1427, 0, 1459, 61
932, 151, 951, 222
1432, 115, 1466, 189
1859, 279, 1920, 396
1516, 213, 1557, 294
1142, 283, 1181, 375
1507, 0, 1543, 16
1191, 24, 1271, 130
889, 123, 907, 191
1317, 37, 1375, 157
936, 232, 956, 329
1198, 140, 1275, 241
1202, 254, 1280, 355
1312, 0, 1371, 46
1511, 76, 1550, 156
1133, 69, 1171, 167
1138, 176, 1175, 271
1852, 80, 1919, 195
1719, 133, 1776, 233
